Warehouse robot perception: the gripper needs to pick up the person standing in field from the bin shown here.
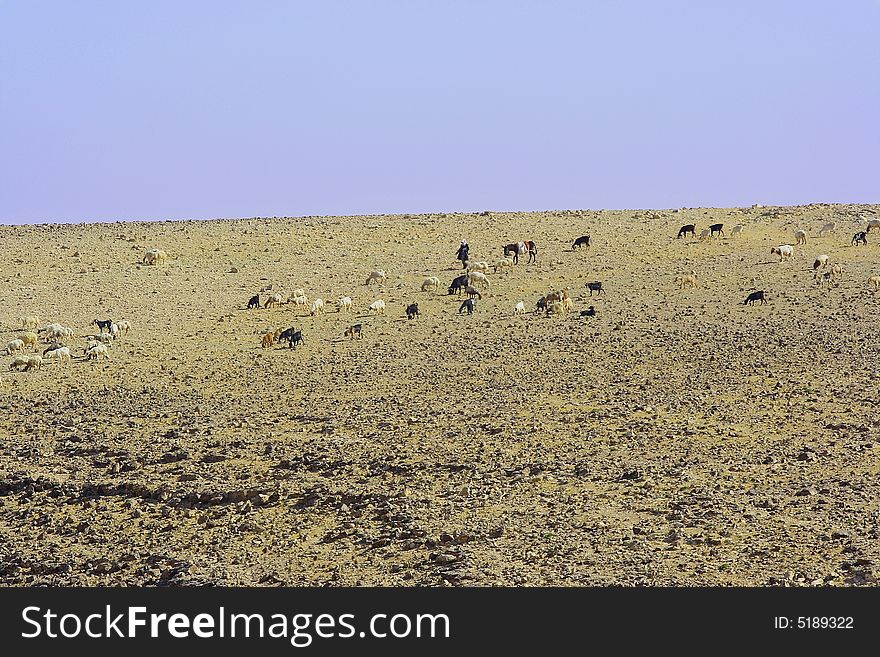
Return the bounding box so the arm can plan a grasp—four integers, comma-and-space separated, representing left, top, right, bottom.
456, 240, 470, 268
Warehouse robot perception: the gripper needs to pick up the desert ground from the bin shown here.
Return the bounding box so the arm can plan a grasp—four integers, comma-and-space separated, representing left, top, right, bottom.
0, 203, 878, 586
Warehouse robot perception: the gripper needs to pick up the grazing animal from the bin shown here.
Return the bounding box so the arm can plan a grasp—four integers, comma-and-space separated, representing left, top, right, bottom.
743, 290, 768, 305
261, 332, 275, 348
94, 319, 113, 333
10, 355, 42, 371
698, 228, 710, 241
815, 270, 835, 289
794, 229, 807, 245
247, 294, 260, 309
459, 298, 476, 314
581, 306, 596, 317
309, 299, 326, 316
492, 257, 514, 273
405, 303, 420, 319
813, 255, 829, 270
676, 224, 696, 238
19, 316, 41, 330
867, 276, 880, 290
502, 240, 537, 264
465, 260, 491, 274
545, 290, 570, 305
142, 248, 168, 265
44, 346, 71, 362
546, 301, 565, 317
19, 332, 38, 349
677, 271, 698, 289
368, 300, 386, 315
514, 301, 526, 315
421, 276, 441, 292
465, 285, 482, 300
85, 343, 109, 360
264, 292, 285, 309
852, 231, 868, 246
770, 245, 794, 261
290, 294, 309, 310
829, 263, 843, 279
344, 324, 363, 339
448, 274, 469, 295
585, 281, 604, 296
278, 327, 304, 348
534, 297, 547, 314
365, 270, 387, 285
336, 296, 353, 312
866, 218, 880, 232
9, 356, 30, 371
572, 235, 591, 249
5, 339, 24, 355
467, 271, 491, 288
731, 224, 744, 237
709, 223, 724, 238
116, 319, 131, 334
819, 222, 836, 236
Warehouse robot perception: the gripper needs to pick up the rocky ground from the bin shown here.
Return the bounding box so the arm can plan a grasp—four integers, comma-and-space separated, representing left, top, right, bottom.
0, 203, 878, 586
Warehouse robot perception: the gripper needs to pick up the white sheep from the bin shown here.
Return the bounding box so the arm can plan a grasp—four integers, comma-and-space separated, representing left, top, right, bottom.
867, 218, 880, 232
5, 339, 24, 355
369, 299, 386, 315
770, 245, 794, 262
19, 316, 41, 330
116, 319, 131, 334
867, 275, 880, 290
493, 257, 514, 273
109, 322, 119, 338
9, 355, 41, 371
365, 270, 387, 285
677, 271, 698, 289
467, 271, 491, 288
142, 248, 168, 265
85, 333, 114, 345
731, 224, 744, 237
421, 276, 441, 292
698, 228, 710, 241
9, 355, 30, 371
819, 222, 836, 236
264, 292, 286, 309
465, 260, 490, 274
85, 343, 110, 360
309, 298, 326, 315
44, 346, 71, 362
794, 229, 807, 245
813, 254, 829, 270
291, 288, 306, 299
290, 294, 310, 309
336, 296, 353, 312
514, 301, 526, 315
18, 332, 38, 350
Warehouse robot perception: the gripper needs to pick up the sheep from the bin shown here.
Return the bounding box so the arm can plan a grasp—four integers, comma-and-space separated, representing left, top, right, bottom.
546, 301, 565, 317
677, 271, 698, 289
116, 319, 131, 334
770, 245, 794, 261
514, 301, 526, 315
109, 322, 119, 338
467, 271, 491, 288
264, 292, 285, 309
698, 228, 710, 241
561, 297, 574, 314
9, 355, 30, 371
829, 263, 843, 279
11, 354, 43, 371
365, 270, 387, 285
291, 289, 306, 299
290, 294, 310, 309
421, 276, 441, 292
545, 290, 570, 305
819, 222, 836, 236
142, 248, 168, 265
813, 254, 829, 270
44, 346, 71, 362
84, 332, 113, 345
465, 260, 490, 274
309, 299, 326, 316
492, 257, 514, 273
465, 285, 482, 300
794, 229, 807, 245
260, 332, 275, 348
5, 339, 24, 355
731, 224, 744, 237
85, 343, 110, 360
336, 296, 353, 312
344, 324, 363, 339
867, 276, 880, 290
866, 218, 880, 232
18, 332, 38, 350
19, 316, 41, 330
39, 323, 74, 343
368, 299, 386, 315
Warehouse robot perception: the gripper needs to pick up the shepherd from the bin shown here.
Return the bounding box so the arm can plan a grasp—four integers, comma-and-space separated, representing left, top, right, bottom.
455, 240, 470, 268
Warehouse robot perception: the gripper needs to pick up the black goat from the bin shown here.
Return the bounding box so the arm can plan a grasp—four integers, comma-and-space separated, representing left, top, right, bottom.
585, 281, 604, 296
677, 224, 696, 238
278, 327, 304, 348
580, 306, 596, 317
459, 298, 476, 315
572, 235, 591, 249
709, 223, 724, 237
743, 290, 768, 305
448, 274, 469, 295
247, 294, 260, 309
94, 319, 112, 333
852, 231, 868, 246
344, 324, 363, 340
405, 303, 420, 319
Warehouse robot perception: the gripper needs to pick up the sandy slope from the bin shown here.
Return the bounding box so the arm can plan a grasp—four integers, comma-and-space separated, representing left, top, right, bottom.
0, 203, 878, 586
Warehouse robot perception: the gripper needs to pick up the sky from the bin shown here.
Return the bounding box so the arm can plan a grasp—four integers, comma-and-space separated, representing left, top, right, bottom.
0, 0, 878, 224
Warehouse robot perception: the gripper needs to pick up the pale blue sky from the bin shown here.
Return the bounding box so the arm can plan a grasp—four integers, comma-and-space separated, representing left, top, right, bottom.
1, 1, 877, 224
